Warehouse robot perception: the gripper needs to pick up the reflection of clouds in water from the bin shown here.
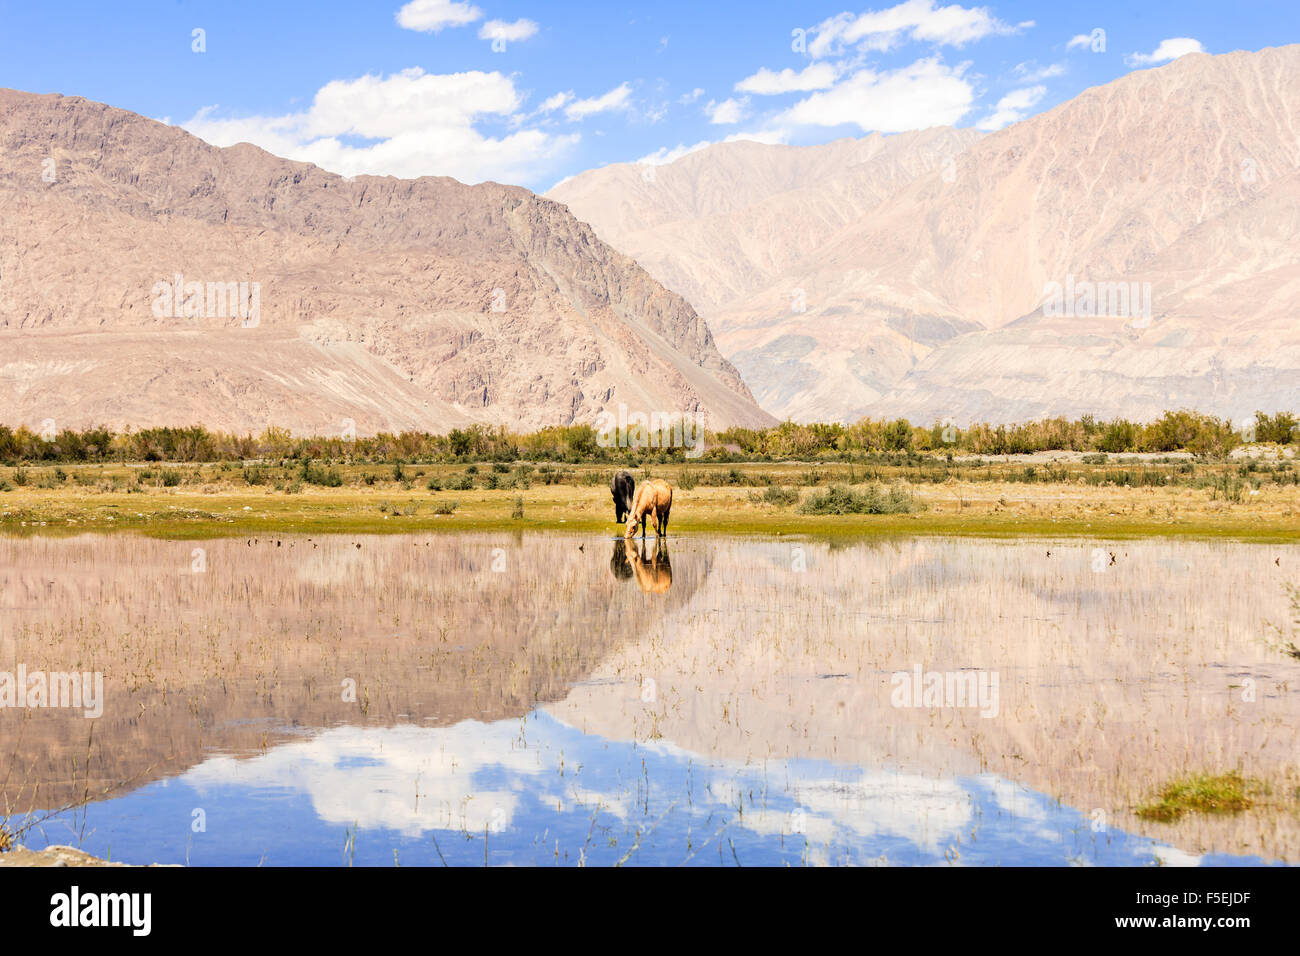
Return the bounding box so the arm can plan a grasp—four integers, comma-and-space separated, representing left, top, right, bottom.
712, 771, 972, 854
8, 532, 1296, 865
181, 717, 979, 855
1152, 845, 1203, 867
172, 714, 1203, 867
558, 785, 636, 821
185, 722, 538, 837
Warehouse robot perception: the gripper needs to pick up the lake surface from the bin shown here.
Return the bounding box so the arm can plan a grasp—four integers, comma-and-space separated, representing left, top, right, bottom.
2, 533, 1297, 866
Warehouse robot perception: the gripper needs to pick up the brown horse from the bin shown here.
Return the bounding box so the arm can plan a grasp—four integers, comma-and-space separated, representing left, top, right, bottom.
624, 538, 672, 593
625, 478, 672, 539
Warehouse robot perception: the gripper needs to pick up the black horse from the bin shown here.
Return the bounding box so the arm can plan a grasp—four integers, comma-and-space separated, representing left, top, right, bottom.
610, 470, 635, 524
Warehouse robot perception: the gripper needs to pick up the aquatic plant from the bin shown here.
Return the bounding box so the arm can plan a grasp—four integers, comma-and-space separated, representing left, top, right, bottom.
1135, 772, 1256, 822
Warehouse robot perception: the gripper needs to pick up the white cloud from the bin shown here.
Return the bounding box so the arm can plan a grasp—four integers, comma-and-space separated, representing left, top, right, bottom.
678, 87, 705, 104
705, 96, 750, 125
776, 57, 975, 132
637, 141, 714, 165
1126, 37, 1205, 67
727, 128, 790, 146
643, 103, 669, 124
478, 18, 539, 44
396, 0, 482, 32
539, 91, 573, 113
182, 67, 578, 187
636, 128, 790, 166
736, 63, 838, 95
1013, 61, 1065, 82
564, 83, 633, 121
300, 68, 520, 139
975, 84, 1046, 130
1066, 33, 1093, 50
808, 0, 1027, 58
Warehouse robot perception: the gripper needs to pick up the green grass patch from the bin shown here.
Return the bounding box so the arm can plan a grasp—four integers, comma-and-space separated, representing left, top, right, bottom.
749, 485, 801, 507
798, 483, 921, 515
1134, 771, 1257, 822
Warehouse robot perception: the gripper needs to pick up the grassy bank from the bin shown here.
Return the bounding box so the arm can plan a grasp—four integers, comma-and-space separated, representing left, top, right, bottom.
2, 458, 1298, 540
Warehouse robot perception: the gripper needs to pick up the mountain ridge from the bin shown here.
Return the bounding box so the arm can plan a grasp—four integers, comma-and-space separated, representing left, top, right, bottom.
550, 45, 1300, 425
0, 88, 775, 436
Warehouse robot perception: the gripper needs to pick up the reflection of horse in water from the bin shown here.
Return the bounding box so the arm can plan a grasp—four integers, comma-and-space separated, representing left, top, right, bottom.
626, 541, 676, 595
621, 538, 672, 593
609, 538, 634, 579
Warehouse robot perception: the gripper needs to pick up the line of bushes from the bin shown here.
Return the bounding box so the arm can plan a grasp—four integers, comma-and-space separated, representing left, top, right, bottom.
1, 410, 1296, 465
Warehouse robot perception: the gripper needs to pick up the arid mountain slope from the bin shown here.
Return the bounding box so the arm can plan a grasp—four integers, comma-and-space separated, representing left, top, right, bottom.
0, 89, 774, 435
552, 46, 1300, 424
549, 128, 981, 316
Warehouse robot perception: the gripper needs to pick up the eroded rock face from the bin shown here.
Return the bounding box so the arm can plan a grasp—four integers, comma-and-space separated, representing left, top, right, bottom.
552, 46, 1300, 425
0, 89, 774, 435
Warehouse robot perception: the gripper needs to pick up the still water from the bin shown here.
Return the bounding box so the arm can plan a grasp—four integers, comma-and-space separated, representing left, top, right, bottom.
2, 533, 1297, 865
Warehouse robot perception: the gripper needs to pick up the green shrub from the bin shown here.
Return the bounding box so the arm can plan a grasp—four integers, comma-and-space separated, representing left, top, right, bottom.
798, 483, 920, 515
751, 485, 800, 507
302, 463, 343, 487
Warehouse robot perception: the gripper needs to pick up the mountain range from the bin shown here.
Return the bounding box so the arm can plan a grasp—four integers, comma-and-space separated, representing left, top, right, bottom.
4, 44, 1298, 436
550, 45, 1300, 426
0, 89, 774, 436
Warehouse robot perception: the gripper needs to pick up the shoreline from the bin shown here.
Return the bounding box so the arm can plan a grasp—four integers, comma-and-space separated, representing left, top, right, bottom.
3, 492, 1297, 544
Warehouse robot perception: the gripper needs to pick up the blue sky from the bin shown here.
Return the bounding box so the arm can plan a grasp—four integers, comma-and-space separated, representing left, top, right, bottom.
1, 1, 1296, 191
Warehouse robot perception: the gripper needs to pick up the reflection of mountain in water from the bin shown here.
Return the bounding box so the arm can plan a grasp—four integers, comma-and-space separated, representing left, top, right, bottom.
3, 533, 1298, 863
558, 537, 1300, 863
0, 533, 707, 813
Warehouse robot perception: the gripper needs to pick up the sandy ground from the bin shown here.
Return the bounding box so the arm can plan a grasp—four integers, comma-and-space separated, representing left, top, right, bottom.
0, 845, 130, 866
